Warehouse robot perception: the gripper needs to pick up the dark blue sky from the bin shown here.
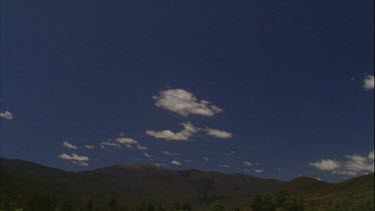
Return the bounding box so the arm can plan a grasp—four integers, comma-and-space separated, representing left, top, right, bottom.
1, 0, 373, 182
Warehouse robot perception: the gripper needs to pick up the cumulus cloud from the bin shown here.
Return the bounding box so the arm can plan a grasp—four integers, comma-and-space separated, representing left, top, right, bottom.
59, 153, 89, 166
163, 151, 179, 156
204, 128, 232, 139
363, 75, 374, 90
146, 122, 197, 141
171, 160, 182, 166
309, 151, 374, 176
0, 111, 13, 120
309, 159, 341, 171
62, 141, 78, 149
255, 169, 264, 173
153, 89, 222, 116
243, 161, 253, 167
85, 145, 95, 149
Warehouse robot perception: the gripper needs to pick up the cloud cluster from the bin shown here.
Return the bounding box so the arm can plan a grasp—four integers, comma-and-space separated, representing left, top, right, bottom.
153, 89, 222, 116
63, 141, 78, 149
146, 122, 197, 141
59, 153, 89, 166
163, 151, 179, 156
309, 150, 374, 176
100, 136, 139, 149
146, 122, 232, 141
243, 161, 253, 167
0, 111, 13, 120
363, 75, 374, 90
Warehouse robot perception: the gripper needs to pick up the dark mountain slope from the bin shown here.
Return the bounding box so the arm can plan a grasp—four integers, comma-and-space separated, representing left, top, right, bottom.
0, 158, 285, 209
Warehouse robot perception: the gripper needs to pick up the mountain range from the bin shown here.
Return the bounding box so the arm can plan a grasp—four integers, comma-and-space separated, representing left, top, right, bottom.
0, 157, 373, 210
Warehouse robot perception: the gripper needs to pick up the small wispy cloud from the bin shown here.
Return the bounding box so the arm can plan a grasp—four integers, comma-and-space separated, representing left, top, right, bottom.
146, 122, 197, 141
59, 153, 89, 166
153, 89, 222, 116
144, 152, 152, 158
363, 75, 374, 90
136, 144, 148, 151
171, 160, 182, 166
204, 128, 232, 139
0, 111, 13, 120
154, 163, 168, 167
62, 141, 78, 150
163, 151, 179, 156
309, 150, 374, 176
242, 161, 252, 167
115, 137, 138, 145
220, 164, 231, 168
225, 150, 236, 156
84, 145, 95, 149
203, 156, 209, 162
255, 169, 264, 173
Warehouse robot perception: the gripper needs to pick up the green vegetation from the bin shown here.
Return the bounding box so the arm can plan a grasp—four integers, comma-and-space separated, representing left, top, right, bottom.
246, 191, 304, 211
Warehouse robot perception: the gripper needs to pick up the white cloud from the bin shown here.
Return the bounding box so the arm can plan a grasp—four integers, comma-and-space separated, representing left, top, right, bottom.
154, 163, 168, 167
100, 135, 139, 149
85, 145, 95, 149
255, 169, 264, 173
62, 141, 78, 149
153, 89, 222, 116
204, 128, 232, 139
309, 159, 341, 171
115, 137, 138, 145
0, 111, 13, 120
363, 75, 374, 90
171, 160, 182, 166
369, 150, 374, 160
243, 161, 253, 167
203, 156, 209, 162
72, 161, 89, 166
100, 139, 120, 148
220, 164, 231, 168
59, 153, 89, 166
163, 151, 179, 156
146, 122, 197, 141
144, 152, 152, 158
309, 151, 374, 176
136, 145, 148, 151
